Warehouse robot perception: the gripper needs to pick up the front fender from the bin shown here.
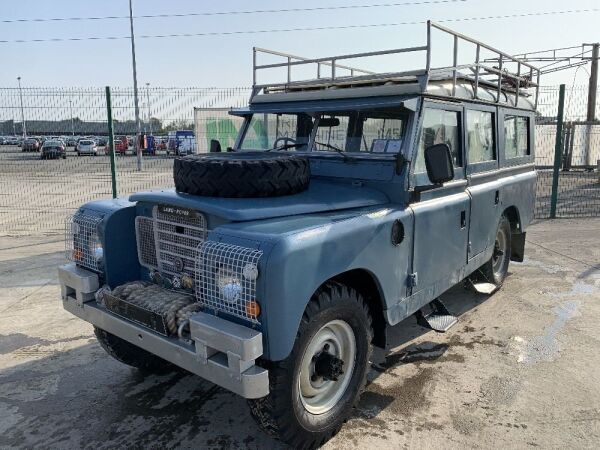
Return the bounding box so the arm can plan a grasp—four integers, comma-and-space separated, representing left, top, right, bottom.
261, 206, 414, 361
75, 198, 139, 287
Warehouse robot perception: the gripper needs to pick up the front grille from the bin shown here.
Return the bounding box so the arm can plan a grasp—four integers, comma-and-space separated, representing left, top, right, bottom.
135, 205, 207, 281
196, 242, 263, 324
65, 213, 103, 272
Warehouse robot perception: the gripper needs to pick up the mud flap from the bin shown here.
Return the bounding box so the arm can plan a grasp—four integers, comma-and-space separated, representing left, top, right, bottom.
416, 298, 458, 333
511, 231, 526, 262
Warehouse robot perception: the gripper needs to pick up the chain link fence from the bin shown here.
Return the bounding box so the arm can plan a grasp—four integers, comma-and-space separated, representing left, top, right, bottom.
0, 85, 598, 236
534, 86, 600, 218
0, 87, 250, 235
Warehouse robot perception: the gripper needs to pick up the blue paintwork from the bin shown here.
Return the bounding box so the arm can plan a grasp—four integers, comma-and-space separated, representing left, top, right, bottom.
67, 93, 537, 364
77, 199, 140, 288
129, 179, 390, 222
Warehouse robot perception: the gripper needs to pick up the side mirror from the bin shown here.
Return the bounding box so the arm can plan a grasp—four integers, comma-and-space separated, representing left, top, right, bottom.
210, 139, 222, 153
424, 143, 454, 184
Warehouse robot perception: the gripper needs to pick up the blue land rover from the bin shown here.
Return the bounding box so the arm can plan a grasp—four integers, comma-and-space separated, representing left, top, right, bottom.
59, 22, 539, 449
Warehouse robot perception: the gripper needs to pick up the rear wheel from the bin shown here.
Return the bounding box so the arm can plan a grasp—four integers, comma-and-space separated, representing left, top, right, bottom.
479, 215, 511, 286
93, 326, 174, 373
248, 282, 373, 450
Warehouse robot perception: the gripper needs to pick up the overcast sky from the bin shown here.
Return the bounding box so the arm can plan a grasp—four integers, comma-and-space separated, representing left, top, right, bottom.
0, 0, 599, 88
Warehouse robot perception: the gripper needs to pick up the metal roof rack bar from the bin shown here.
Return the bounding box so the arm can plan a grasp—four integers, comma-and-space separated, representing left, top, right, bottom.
250, 20, 541, 109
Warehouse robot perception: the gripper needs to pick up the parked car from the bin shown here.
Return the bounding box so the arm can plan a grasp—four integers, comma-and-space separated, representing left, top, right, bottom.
76, 139, 98, 156
66, 137, 78, 147
97, 136, 108, 146
59, 23, 539, 449
22, 138, 40, 152
104, 139, 127, 155
6, 136, 19, 145
114, 135, 129, 154
41, 140, 66, 159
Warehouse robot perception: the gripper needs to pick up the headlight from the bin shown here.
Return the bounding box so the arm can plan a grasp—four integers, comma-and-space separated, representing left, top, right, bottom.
216, 267, 242, 304
92, 241, 104, 265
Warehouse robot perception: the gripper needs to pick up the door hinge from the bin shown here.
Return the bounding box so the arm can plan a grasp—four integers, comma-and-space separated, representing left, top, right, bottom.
408, 272, 418, 288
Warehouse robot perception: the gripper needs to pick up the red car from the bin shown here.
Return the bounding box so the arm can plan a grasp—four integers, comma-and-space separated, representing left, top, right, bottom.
104, 138, 128, 155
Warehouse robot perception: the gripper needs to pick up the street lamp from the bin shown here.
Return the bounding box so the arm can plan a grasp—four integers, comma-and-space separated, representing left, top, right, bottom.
17, 76, 26, 139
69, 99, 75, 136
129, 0, 143, 171
146, 82, 152, 136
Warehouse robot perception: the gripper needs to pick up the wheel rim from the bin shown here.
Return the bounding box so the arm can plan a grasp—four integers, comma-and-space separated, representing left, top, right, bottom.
492, 226, 507, 276
298, 320, 356, 415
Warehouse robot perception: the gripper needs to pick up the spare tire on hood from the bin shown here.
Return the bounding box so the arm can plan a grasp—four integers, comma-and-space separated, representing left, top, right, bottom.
173, 152, 310, 198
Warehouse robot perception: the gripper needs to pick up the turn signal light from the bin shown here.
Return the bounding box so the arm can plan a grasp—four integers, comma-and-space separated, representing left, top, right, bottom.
72, 249, 83, 261
246, 301, 261, 318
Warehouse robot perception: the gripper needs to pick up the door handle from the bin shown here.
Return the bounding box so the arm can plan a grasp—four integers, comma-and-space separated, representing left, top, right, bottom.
495, 190, 500, 205
460, 210, 466, 229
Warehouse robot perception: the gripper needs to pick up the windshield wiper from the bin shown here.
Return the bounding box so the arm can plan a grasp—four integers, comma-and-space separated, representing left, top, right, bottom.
267, 143, 305, 152
313, 141, 356, 162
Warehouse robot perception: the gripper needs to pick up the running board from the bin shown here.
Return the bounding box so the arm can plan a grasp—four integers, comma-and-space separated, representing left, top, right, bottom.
468, 280, 498, 295
416, 298, 458, 333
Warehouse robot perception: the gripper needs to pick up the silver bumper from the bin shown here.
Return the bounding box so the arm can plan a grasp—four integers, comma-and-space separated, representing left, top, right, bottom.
58, 263, 269, 399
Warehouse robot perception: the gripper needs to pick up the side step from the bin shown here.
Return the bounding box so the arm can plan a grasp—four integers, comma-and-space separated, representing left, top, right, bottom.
416, 298, 458, 333
467, 279, 498, 295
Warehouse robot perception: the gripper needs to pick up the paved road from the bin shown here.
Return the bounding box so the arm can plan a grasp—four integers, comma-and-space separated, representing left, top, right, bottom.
1, 220, 599, 449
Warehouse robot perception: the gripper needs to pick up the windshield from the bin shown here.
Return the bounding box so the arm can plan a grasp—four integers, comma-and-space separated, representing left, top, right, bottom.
238, 108, 408, 154
80, 140, 94, 145
239, 113, 314, 151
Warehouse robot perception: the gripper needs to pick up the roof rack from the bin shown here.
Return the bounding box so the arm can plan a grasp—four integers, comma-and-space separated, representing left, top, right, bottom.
251, 21, 541, 109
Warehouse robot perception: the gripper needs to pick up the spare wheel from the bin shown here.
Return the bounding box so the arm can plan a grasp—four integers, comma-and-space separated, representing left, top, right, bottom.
173, 152, 310, 198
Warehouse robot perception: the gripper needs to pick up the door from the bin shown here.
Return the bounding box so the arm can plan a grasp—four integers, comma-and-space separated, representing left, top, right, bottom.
464, 106, 500, 259
409, 103, 470, 296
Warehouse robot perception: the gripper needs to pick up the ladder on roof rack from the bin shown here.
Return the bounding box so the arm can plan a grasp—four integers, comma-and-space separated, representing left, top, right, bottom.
251, 21, 541, 109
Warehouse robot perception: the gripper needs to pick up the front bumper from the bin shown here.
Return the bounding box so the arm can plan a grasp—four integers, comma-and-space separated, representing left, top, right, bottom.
58, 263, 269, 399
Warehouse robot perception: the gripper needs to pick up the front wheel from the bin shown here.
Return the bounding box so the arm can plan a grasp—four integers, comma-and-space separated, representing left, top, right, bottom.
479, 215, 511, 286
248, 282, 373, 449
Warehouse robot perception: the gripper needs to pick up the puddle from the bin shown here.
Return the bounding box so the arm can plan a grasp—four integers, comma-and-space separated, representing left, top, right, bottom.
554, 281, 597, 297
518, 258, 568, 275
514, 300, 580, 364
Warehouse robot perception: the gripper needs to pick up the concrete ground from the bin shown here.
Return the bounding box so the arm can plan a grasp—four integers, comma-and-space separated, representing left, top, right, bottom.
0, 219, 599, 449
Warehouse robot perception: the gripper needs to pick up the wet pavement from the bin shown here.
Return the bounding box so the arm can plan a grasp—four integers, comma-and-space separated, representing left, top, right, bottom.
1, 220, 599, 449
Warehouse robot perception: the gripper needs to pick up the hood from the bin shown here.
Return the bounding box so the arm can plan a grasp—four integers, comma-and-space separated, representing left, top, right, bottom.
129, 179, 389, 222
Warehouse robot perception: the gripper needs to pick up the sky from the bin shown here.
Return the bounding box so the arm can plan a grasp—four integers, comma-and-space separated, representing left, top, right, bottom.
0, 0, 599, 88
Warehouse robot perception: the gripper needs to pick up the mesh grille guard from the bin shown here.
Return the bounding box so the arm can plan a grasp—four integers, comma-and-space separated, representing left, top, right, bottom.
65, 213, 103, 272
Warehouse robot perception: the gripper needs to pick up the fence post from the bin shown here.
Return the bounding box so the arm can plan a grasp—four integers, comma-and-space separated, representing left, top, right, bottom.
105, 86, 118, 199
550, 84, 566, 219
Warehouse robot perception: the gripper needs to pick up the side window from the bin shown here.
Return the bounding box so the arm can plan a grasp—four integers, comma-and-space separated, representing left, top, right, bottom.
466, 110, 495, 163
504, 115, 530, 158
414, 108, 461, 173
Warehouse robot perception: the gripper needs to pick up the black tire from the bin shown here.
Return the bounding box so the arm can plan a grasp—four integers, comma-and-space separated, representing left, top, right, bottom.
173, 152, 310, 198
248, 282, 373, 449
479, 215, 511, 286
93, 326, 174, 373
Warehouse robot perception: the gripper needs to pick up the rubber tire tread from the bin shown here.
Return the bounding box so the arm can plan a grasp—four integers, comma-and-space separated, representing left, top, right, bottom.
173, 153, 310, 198
94, 326, 174, 373
247, 281, 373, 450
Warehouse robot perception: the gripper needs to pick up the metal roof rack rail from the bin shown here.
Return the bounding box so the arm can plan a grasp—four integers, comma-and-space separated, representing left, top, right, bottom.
251, 21, 541, 109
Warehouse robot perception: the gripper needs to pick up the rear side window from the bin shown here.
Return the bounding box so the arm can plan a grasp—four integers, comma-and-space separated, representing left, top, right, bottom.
504, 115, 529, 158
414, 108, 461, 173
467, 110, 495, 163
